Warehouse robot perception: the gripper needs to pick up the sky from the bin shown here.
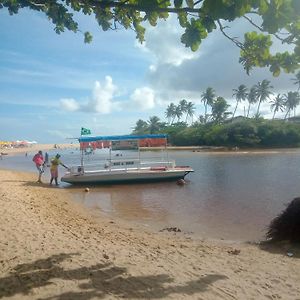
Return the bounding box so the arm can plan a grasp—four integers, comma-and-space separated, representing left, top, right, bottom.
0, 7, 298, 143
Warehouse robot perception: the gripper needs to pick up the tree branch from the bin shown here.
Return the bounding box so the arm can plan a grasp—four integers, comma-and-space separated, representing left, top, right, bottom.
28, 1, 47, 8
217, 20, 244, 50
243, 15, 296, 45
87, 0, 202, 13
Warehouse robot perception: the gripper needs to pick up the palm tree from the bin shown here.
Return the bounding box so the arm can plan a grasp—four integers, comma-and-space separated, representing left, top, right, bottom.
201, 87, 216, 123
211, 97, 231, 124
254, 79, 273, 116
291, 71, 300, 91
147, 116, 161, 134
270, 94, 285, 119
133, 119, 149, 134
185, 101, 196, 123
246, 86, 257, 117
284, 92, 300, 119
232, 84, 248, 119
179, 99, 188, 121
174, 104, 183, 122
198, 115, 205, 124
165, 103, 176, 124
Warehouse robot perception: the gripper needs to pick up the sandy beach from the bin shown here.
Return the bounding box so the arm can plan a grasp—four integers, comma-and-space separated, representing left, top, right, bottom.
3, 143, 299, 156
141, 146, 300, 155
0, 169, 300, 299
1, 144, 77, 156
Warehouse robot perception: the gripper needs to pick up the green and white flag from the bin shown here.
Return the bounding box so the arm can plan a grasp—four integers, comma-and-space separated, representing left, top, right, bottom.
81, 127, 91, 135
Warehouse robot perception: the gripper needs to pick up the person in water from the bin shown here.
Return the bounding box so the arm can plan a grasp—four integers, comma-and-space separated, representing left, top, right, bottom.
50, 154, 68, 186
32, 150, 44, 183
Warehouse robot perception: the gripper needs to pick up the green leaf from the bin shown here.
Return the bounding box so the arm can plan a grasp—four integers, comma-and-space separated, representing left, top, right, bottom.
270, 64, 281, 77
83, 5, 92, 15
1, 0, 299, 76
186, 0, 194, 8
201, 16, 216, 33
84, 31, 93, 43
146, 12, 158, 26
174, 0, 183, 8
178, 11, 188, 27
181, 18, 206, 51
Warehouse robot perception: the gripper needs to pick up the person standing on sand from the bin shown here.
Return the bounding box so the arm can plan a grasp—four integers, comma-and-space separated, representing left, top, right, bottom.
50, 154, 68, 186
32, 150, 44, 183
44, 152, 49, 167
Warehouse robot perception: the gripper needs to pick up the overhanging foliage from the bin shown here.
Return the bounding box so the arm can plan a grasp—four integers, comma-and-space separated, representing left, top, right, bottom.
1, 0, 299, 75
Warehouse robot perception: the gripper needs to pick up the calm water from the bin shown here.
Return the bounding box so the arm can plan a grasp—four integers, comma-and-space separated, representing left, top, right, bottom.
2, 148, 300, 242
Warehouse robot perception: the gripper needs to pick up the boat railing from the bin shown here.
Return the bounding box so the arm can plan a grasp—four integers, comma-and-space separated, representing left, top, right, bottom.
68, 158, 176, 175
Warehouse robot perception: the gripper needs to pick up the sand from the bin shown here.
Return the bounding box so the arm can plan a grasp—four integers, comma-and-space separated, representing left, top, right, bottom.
1, 144, 77, 155
3, 144, 299, 156
0, 169, 300, 299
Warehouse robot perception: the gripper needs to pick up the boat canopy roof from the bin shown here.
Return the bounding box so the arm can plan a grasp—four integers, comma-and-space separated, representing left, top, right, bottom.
79, 134, 167, 143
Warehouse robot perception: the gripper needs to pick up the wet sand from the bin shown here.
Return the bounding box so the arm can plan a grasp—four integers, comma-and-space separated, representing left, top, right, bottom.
1, 169, 300, 299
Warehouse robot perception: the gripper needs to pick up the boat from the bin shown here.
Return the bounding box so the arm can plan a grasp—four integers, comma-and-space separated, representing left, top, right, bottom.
61, 134, 194, 184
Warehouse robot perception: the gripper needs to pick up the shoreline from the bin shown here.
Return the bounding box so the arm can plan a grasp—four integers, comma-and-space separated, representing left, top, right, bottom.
142, 146, 300, 154
1, 169, 300, 299
0, 143, 77, 156
2, 144, 300, 156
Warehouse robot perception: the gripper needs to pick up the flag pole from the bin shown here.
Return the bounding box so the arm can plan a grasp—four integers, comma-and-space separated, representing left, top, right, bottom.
80, 128, 84, 173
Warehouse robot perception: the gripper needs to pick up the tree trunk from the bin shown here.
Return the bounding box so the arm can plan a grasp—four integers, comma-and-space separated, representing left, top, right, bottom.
284, 109, 290, 120
256, 100, 262, 117
247, 103, 251, 117
232, 102, 238, 120
272, 109, 276, 120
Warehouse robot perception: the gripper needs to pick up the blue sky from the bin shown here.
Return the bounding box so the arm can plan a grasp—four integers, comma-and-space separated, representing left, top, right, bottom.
0, 7, 297, 143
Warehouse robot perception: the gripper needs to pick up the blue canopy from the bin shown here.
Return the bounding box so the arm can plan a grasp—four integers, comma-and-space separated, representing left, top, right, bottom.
79, 134, 167, 143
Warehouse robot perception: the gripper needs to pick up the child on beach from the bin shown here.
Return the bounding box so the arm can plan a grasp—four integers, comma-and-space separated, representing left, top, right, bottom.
50, 154, 68, 186
32, 150, 44, 183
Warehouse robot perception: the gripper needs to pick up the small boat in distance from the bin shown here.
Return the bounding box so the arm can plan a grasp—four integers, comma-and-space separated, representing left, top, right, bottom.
61, 134, 194, 185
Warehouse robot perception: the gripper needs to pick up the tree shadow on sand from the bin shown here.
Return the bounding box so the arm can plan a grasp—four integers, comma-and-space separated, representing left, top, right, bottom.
0, 253, 228, 299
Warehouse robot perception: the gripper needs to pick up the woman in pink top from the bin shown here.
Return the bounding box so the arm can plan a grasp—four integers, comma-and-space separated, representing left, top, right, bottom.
32, 150, 44, 183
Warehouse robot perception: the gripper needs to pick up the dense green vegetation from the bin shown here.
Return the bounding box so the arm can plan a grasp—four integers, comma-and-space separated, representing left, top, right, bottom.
134, 117, 300, 148
1, 0, 300, 75
132, 75, 300, 148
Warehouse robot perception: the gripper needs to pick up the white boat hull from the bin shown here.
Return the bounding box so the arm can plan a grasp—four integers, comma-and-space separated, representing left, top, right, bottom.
61, 167, 193, 184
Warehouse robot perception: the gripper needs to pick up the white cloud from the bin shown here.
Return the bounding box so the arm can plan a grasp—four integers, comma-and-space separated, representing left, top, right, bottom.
86, 76, 118, 113
138, 17, 295, 110
60, 98, 80, 112
60, 77, 159, 113
60, 76, 119, 114
140, 17, 199, 67
130, 87, 155, 110
149, 64, 156, 72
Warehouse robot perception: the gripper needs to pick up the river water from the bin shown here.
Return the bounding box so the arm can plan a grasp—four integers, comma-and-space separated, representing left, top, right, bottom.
2, 148, 300, 242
